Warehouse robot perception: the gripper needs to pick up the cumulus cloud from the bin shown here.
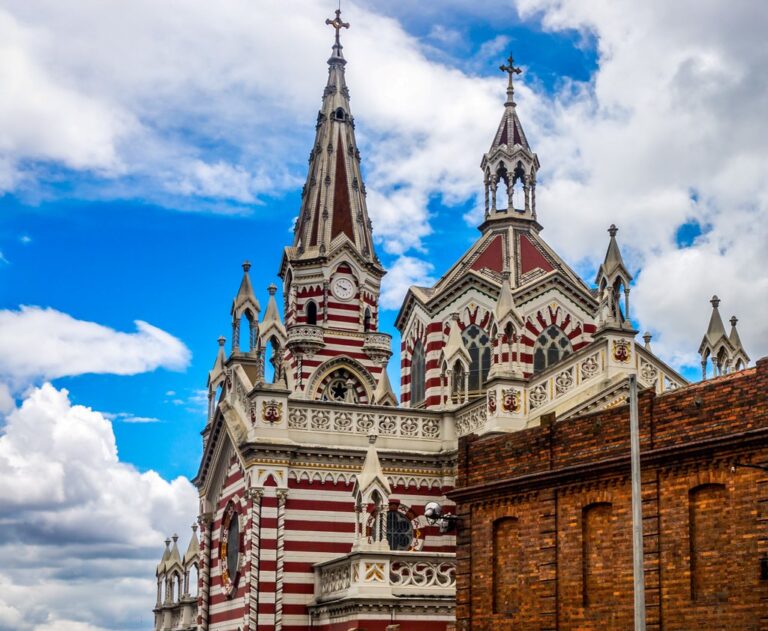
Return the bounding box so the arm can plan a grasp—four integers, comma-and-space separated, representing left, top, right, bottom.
0, 0, 766, 370
0, 306, 191, 389
0, 384, 197, 631
380, 255, 436, 310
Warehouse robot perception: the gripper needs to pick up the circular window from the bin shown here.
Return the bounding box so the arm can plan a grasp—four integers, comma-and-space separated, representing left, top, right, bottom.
220, 505, 240, 597
387, 509, 413, 551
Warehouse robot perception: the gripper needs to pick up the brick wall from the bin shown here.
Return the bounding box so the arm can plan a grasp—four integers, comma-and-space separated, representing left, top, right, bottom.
451, 357, 768, 630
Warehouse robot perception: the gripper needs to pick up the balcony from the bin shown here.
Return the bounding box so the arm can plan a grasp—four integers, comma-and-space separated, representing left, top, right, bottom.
286, 324, 325, 356
363, 331, 393, 363
313, 550, 455, 603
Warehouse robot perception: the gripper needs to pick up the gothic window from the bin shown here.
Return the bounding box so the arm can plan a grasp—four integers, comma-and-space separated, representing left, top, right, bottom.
533, 325, 572, 373
582, 502, 614, 607
411, 341, 426, 406
335, 107, 345, 120
226, 515, 239, 583
493, 517, 520, 614
462, 325, 491, 393
689, 484, 728, 601
364, 307, 372, 332
306, 300, 318, 325
387, 509, 413, 551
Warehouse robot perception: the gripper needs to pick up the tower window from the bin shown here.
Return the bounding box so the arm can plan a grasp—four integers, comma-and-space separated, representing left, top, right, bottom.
462, 324, 491, 393
364, 307, 372, 332
306, 300, 318, 325
411, 341, 426, 406
335, 107, 345, 120
533, 325, 572, 373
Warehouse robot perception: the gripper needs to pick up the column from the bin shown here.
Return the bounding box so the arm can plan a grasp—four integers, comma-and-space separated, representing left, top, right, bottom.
197, 513, 213, 631
245, 489, 263, 631
275, 489, 288, 631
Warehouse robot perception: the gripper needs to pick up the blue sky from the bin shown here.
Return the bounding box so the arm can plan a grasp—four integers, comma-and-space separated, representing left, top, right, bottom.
0, 2, 767, 630
0, 12, 598, 481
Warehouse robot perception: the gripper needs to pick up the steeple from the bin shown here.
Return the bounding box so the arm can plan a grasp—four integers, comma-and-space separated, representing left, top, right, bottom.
481, 54, 540, 222
290, 9, 378, 265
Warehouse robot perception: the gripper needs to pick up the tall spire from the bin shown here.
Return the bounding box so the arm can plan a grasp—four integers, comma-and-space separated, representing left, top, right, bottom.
290, 9, 378, 266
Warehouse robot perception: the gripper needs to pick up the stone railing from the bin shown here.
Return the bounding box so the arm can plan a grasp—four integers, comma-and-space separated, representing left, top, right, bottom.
455, 339, 687, 437
288, 401, 444, 441
362, 332, 393, 363
286, 324, 325, 354
314, 551, 455, 603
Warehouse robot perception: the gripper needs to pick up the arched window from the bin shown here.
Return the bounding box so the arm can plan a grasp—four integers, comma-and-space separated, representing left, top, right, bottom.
305, 300, 318, 325
410, 341, 426, 406
188, 564, 199, 597
335, 107, 345, 120
689, 483, 728, 601
462, 325, 491, 393
533, 325, 572, 373
387, 509, 413, 551
364, 307, 371, 332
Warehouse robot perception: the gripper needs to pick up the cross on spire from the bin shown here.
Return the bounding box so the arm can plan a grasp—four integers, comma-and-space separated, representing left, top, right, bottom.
326, 9, 350, 55
499, 53, 523, 105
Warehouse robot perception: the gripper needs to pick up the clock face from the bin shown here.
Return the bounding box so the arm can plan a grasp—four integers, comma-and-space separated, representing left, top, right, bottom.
332, 277, 355, 301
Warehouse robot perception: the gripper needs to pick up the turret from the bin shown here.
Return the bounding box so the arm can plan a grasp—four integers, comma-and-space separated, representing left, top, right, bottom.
481, 54, 540, 222
728, 316, 750, 371
206, 336, 226, 423
698, 295, 734, 378
490, 268, 525, 378
595, 225, 633, 330
441, 314, 472, 406
231, 261, 260, 355
352, 433, 391, 551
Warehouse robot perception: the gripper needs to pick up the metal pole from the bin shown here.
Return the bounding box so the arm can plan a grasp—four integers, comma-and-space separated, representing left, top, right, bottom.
629, 374, 646, 630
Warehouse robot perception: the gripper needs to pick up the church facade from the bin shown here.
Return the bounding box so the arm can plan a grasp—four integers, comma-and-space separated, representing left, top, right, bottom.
152, 11, 752, 631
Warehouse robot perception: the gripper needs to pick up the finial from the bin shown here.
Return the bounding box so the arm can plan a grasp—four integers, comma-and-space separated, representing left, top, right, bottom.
730, 315, 738, 327
217, 336, 226, 347
242, 260, 251, 273
450, 312, 460, 322
326, 8, 350, 57
368, 430, 378, 445
710, 295, 720, 308
642, 331, 652, 348
164, 537, 171, 547
172, 533, 178, 543
499, 53, 523, 105
608, 224, 618, 238
191, 523, 198, 534
267, 283, 277, 296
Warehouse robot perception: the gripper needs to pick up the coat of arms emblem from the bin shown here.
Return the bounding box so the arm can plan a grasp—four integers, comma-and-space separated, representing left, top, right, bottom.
502, 388, 521, 413
612, 339, 631, 363
487, 391, 497, 414
262, 400, 283, 423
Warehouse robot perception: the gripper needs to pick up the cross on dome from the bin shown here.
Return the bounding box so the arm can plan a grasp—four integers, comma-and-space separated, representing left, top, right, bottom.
499, 53, 523, 105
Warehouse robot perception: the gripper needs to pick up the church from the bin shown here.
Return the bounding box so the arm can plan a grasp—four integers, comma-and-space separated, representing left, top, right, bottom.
152, 11, 753, 631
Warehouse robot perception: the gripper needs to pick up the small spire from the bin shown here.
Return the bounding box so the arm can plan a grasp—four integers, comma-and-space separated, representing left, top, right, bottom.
261, 283, 287, 341
443, 313, 471, 367
373, 366, 397, 406
728, 315, 750, 366
208, 336, 227, 387
499, 53, 523, 106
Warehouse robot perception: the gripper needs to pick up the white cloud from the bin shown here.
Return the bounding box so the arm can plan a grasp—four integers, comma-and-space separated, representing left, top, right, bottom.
0, 0, 765, 370
0, 384, 197, 631
380, 255, 436, 310
105, 412, 162, 424
0, 306, 191, 389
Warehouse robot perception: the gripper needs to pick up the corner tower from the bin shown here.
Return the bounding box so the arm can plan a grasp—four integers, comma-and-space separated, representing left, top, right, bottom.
279, 11, 392, 403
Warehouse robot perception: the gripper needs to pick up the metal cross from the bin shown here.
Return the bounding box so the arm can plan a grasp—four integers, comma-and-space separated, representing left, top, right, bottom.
326, 9, 350, 48
499, 54, 522, 102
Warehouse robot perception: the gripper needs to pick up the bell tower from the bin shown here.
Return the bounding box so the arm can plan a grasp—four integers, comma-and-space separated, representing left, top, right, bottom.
481, 55, 540, 222
278, 10, 392, 403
